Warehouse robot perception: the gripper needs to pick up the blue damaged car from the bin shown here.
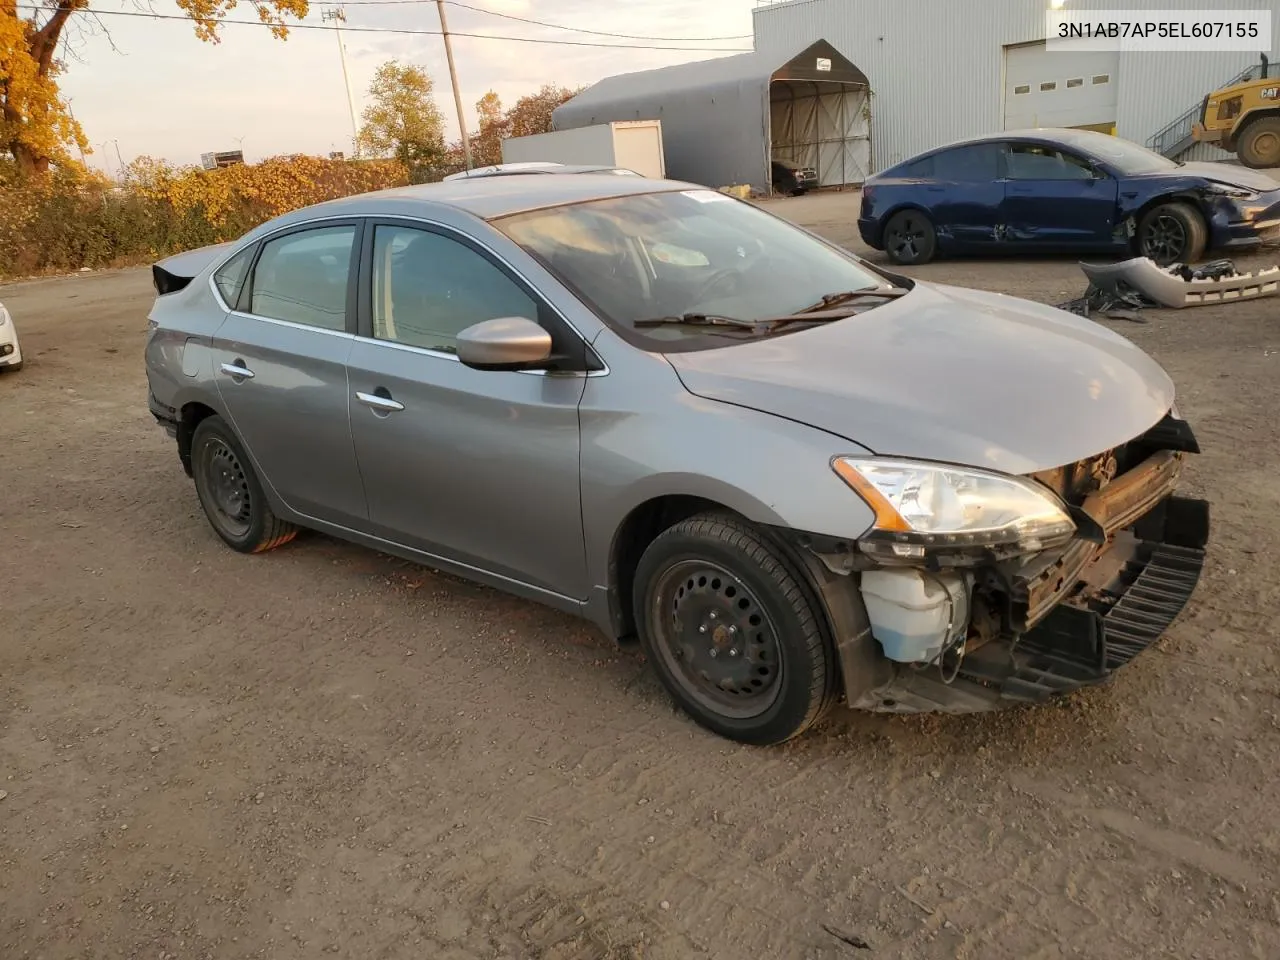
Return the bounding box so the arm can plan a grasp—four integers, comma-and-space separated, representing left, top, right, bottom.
858, 128, 1280, 266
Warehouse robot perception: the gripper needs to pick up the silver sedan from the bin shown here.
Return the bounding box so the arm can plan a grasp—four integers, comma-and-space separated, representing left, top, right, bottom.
145, 175, 1209, 744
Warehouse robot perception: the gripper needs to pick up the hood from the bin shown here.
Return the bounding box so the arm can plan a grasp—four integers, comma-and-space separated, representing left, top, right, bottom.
1150, 161, 1280, 192
665, 283, 1175, 475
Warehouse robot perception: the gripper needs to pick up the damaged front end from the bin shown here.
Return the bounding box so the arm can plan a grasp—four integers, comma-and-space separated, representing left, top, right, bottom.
787, 412, 1209, 714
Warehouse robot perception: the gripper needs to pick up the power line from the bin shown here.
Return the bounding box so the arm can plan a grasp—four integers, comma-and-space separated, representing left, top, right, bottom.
319, 0, 755, 42
12, 5, 753, 52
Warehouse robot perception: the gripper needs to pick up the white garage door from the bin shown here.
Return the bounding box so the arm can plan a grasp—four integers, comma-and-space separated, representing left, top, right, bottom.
1003, 42, 1120, 132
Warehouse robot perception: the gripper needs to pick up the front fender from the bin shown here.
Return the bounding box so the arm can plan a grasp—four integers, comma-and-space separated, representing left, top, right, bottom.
578, 349, 879, 602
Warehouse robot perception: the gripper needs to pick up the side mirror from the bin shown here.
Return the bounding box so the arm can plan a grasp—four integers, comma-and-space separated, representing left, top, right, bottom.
456, 316, 553, 371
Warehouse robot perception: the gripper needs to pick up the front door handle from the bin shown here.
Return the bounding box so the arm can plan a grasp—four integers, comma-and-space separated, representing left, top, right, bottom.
355, 390, 405, 413
219, 360, 255, 380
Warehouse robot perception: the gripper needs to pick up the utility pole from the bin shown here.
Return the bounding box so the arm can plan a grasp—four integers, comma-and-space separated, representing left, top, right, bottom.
322, 7, 361, 157
435, 0, 472, 169
66, 101, 88, 166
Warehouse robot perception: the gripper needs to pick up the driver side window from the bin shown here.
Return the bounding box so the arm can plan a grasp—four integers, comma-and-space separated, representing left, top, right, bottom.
371, 225, 539, 354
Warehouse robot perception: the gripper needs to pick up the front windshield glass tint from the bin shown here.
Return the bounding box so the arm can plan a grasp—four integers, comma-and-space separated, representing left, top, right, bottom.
495, 189, 887, 346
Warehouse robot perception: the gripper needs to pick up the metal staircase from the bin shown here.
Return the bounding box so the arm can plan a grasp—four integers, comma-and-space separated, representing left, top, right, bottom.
1146, 61, 1266, 158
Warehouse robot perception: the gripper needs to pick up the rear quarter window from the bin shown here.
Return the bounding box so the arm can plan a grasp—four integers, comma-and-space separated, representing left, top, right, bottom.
213, 247, 254, 309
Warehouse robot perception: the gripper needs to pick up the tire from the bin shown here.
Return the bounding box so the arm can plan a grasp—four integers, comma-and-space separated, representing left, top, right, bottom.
883, 210, 937, 265
1137, 202, 1207, 266
633, 512, 837, 745
190, 414, 297, 554
1237, 116, 1280, 169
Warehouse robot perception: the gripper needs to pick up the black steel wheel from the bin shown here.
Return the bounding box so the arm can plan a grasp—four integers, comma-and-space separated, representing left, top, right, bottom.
633, 513, 837, 745
191, 414, 297, 553
883, 210, 937, 265
1138, 202, 1207, 266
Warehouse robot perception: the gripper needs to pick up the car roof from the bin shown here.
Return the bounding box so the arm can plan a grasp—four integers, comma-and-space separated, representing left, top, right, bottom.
444, 162, 641, 181
293, 173, 700, 222
900, 127, 1128, 161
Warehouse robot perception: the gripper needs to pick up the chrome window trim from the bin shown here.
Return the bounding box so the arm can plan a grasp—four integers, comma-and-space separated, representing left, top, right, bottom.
223, 310, 356, 340
206, 211, 610, 378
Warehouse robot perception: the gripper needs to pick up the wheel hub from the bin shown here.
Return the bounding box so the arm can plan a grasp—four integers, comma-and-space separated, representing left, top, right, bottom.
651, 561, 781, 717
198, 438, 253, 538
1143, 215, 1186, 262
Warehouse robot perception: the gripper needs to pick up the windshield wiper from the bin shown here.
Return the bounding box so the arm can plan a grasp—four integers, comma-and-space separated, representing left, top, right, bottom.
634, 313, 764, 330
791, 287, 911, 315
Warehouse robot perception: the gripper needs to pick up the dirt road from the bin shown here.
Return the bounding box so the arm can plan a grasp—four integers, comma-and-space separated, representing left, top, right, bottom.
3, 194, 1279, 959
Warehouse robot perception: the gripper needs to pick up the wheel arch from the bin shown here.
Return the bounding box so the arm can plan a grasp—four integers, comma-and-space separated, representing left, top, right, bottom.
880, 201, 935, 229
606, 493, 759, 643
177, 399, 222, 477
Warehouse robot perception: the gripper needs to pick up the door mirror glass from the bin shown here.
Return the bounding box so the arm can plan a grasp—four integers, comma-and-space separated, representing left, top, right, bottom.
456, 316, 553, 370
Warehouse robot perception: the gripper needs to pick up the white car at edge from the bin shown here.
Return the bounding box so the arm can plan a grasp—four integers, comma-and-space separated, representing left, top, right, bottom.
0, 300, 23, 372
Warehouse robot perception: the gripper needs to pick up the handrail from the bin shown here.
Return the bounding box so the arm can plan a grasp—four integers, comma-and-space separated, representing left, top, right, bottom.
1145, 61, 1262, 156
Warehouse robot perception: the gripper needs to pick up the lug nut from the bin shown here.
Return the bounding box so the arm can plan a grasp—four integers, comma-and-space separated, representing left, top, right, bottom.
709, 649, 718, 658
699, 625, 707, 634
729, 648, 739, 657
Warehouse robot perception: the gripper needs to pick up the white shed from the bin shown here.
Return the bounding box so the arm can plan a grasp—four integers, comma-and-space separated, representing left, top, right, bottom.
552, 39, 872, 193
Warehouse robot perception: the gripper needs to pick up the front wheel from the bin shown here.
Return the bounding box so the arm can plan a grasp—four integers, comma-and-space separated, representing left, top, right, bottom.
1137, 202, 1207, 266
883, 210, 937, 265
633, 513, 837, 745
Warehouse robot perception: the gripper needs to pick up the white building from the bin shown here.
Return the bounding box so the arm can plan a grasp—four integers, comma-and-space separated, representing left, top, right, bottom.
751, 0, 1280, 172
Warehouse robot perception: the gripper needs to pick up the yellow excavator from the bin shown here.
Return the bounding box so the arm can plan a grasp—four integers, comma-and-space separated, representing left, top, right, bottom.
1192, 54, 1280, 168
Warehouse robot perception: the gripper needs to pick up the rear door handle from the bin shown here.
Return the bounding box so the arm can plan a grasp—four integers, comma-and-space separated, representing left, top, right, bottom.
355, 391, 405, 413
219, 360, 255, 380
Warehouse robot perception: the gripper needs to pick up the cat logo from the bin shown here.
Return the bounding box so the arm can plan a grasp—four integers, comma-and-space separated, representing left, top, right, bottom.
1263, 86, 1280, 100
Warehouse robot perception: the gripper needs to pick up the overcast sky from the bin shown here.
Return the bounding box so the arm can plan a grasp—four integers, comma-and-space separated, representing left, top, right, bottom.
54, 0, 758, 174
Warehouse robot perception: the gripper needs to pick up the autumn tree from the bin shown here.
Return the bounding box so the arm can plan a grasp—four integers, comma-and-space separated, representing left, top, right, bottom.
504, 84, 582, 140
1, 0, 308, 178
356, 61, 445, 181
470, 89, 506, 168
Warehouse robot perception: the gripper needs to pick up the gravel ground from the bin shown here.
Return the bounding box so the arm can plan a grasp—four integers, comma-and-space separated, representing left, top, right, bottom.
3, 191, 1279, 959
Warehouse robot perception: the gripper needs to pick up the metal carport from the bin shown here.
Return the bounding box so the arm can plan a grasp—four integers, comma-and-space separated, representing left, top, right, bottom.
551, 40, 871, 194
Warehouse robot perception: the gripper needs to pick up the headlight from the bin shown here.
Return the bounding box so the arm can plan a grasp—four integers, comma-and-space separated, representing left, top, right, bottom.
832, 457, 1076, 561
1204, 182, 1258, 201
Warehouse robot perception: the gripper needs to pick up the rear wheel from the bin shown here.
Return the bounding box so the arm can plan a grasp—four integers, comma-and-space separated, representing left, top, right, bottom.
191, 415, 297, 553
883, 210, 937, 265
1237, 116, 1280, 169
633, 513, 836, 745
1137, 202, 1207, 266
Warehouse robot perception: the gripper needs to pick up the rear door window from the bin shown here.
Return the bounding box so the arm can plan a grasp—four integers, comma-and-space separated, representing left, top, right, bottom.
247, 225, 358, 331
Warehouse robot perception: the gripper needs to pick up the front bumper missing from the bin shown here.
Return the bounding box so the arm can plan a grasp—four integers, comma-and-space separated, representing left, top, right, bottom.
847, 461, 1210, 714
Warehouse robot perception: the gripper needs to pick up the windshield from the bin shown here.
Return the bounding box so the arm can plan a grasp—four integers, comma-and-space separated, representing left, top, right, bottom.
1074, 133, 1177, 175
494, 189, 891, 349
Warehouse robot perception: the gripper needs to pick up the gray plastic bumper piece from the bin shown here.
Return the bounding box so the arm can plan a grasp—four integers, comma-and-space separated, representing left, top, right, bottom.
1081, 257, 1280, 309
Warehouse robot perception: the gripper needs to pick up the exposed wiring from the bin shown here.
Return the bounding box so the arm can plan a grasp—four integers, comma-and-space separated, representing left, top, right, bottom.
10, 4, 753, 52
918, 569, 965, 685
